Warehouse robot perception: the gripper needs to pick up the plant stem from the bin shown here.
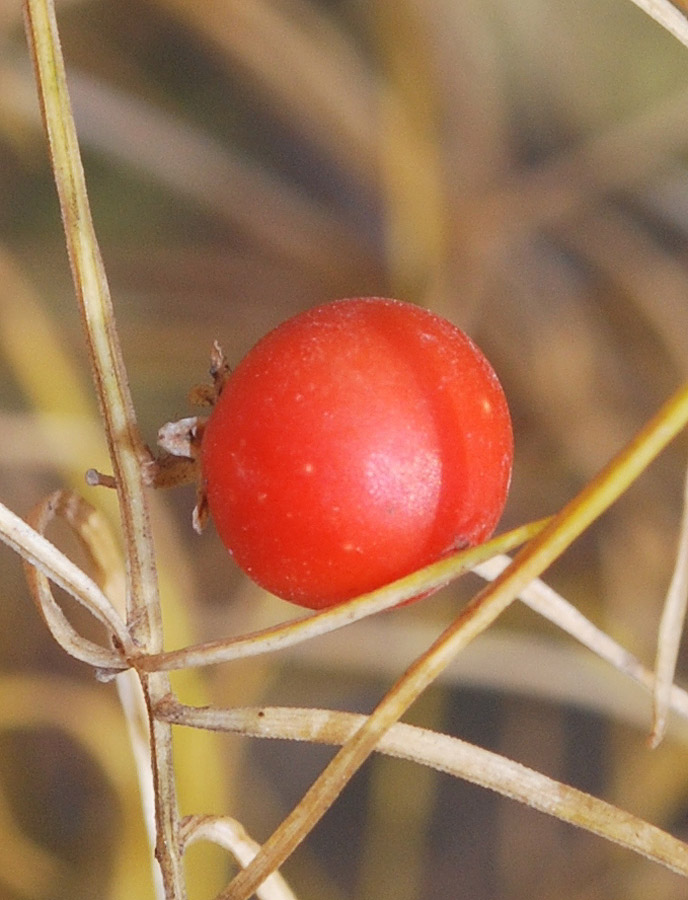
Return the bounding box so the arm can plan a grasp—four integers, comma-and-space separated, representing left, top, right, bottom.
22, 2, 186, 895
22, 0, 159, 642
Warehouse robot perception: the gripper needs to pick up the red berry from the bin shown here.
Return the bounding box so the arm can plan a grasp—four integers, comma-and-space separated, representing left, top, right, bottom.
201, 298, 513, 609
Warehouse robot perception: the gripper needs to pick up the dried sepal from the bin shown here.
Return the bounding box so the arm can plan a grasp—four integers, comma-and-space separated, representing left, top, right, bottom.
189, 341, 231, 408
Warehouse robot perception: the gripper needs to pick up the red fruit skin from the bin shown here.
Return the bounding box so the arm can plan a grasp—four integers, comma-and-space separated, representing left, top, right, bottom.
201, 298, 513, 609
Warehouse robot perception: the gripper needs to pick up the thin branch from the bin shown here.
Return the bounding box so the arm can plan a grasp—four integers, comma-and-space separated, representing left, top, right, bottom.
26, 490, 129, 630
22, 2, 184, 895
158, 700, 688, 879
22, 0, 158, 646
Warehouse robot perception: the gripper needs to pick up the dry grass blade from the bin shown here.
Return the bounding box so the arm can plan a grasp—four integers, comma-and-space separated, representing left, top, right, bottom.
159, 700, 688, 879
556, 204, 688, 375
652, 458, 688, 744
477, 83, 688, 254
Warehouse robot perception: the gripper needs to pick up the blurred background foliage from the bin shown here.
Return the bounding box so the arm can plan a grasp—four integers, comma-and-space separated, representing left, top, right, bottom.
2, 0, 688, 897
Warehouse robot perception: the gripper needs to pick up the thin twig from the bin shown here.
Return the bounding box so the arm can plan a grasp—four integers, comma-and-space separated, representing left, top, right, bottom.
158, 699, 688, 879
22, 2, 185, 895
22, 0, 158, 644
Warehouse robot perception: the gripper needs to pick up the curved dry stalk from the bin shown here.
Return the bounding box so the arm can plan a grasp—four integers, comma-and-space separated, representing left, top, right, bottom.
222, 381, 688, 900
0, 496, 128, 670
138, 519, 549, 673
652, 455, 688, 744
27, 489, 129, 629
180, 816, 298, 900
158, 700, 688, 879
